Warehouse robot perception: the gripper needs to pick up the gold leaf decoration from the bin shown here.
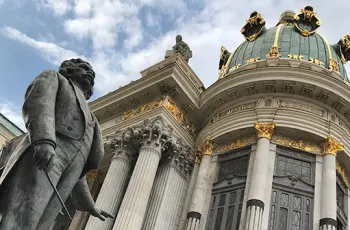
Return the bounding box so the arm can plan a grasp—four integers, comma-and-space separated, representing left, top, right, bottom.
216, 136, 257, 154
272, 135, 322, 154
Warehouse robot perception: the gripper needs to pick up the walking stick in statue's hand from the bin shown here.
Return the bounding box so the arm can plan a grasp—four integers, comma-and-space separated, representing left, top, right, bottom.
44, 170, 73, 221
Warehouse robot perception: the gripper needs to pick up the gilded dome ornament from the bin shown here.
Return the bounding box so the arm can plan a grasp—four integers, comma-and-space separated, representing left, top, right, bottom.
241, 11, 266, 41
218, 46, 231, 79
293, 6, 321, 37
338, 35, 350, 63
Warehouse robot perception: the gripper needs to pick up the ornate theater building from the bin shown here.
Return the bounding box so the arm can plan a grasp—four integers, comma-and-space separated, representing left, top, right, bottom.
62, 6, 350, 230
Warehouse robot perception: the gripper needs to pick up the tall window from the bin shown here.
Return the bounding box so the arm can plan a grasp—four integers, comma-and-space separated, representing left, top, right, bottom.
269, 147, 315, 230
206, 147, 250, 230
336, 175, 347, 230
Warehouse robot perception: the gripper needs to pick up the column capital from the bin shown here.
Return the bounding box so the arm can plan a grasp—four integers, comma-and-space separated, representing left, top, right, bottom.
139, 116, 174, 154
197, 138, 216, 157
323, 136, 343, 156
110, 128, 140, 160
254, 122, 275, 140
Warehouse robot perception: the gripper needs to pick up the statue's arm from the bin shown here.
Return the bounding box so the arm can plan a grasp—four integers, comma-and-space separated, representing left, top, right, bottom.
22, 70, 59, 147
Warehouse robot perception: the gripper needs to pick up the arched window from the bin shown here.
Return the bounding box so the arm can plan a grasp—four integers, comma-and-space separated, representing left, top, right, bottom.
269, 147, 315, 230
206, 147, 251, 230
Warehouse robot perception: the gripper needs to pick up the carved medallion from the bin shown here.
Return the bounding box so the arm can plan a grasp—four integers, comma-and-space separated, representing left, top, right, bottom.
293, 6, 321, 37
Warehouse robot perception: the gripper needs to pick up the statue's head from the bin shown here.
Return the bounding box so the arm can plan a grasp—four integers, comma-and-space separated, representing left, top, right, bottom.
58, 58, 95, 96
176, 35, 182, 43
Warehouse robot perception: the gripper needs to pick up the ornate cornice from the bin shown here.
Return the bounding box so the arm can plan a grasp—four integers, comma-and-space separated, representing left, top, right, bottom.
197, 138, 216, 157
322, 136, 343, 156
254, 122, 275, 140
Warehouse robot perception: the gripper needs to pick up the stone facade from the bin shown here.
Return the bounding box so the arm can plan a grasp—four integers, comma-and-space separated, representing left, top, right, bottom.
62, 7, 350, 230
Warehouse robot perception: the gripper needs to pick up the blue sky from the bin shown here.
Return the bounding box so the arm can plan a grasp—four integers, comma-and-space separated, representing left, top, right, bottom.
0, 0, 350, 130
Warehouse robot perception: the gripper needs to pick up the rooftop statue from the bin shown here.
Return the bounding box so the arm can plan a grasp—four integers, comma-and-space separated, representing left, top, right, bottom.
0, 58, 113, 230
172, 35, 193, 62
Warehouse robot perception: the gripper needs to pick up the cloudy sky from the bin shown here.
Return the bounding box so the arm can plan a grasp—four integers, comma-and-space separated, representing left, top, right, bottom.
0, 0, 349, 131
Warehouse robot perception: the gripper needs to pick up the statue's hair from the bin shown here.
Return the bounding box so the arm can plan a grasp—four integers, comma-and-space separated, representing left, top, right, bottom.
58, 58, 95, 80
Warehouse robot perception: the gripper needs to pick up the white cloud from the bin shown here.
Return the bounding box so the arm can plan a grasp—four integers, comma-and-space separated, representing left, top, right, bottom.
0, 102, 26, 132
38, 0, 73, 16
3, 0, 350, 96
0, 26, 83, 66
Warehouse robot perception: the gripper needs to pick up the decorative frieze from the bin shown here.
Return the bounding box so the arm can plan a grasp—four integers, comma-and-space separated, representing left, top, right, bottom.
332, 100, 345, 111
272, 135, 322, 154
245, 84, 257, 95
300, 85, 314, 97
317, 91, 331, 103
282, 83, 295, 93
216, 136, 257, 154
322, 136, 343, 156
121, 97, 196, 139
255, 122, 275, 140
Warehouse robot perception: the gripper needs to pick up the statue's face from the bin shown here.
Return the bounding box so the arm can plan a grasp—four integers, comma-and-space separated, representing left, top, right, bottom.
70, 62, 95, 95
176, 35, 182, 43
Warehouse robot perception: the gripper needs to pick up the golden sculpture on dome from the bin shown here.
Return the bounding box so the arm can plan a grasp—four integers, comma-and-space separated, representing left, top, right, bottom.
241, 11, 266, 41
294, 6, 321, 37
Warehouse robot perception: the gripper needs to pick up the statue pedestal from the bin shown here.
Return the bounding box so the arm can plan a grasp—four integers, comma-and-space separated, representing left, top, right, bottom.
165, 50, 175, 59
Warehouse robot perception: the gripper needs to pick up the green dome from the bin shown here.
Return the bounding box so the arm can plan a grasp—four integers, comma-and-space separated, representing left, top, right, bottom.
227, 24, 348, 80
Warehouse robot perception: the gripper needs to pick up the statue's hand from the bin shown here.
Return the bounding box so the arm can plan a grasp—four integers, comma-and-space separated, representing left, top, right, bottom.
33, 144, 56, 172
89, 207, 115, 221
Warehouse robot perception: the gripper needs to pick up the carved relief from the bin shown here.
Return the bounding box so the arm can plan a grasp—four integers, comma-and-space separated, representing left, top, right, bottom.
209, 102, 256, 124
300, 85, 314, 98
279, 100, 325, 117
317, 91, 331, 103
332, 101, 345, 111
336, 161, 350, 189
122, 99, 163, 121
272, 135, 322, 154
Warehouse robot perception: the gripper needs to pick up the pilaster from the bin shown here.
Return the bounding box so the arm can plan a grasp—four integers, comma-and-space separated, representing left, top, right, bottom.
244, 122, 275, 230
85, 128, 138, 230
112, 117, 173, 230
320, 136, 344, 230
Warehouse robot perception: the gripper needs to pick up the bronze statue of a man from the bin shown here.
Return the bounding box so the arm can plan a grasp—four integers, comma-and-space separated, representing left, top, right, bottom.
172, 35, 193, 62
0, 58, 112, 230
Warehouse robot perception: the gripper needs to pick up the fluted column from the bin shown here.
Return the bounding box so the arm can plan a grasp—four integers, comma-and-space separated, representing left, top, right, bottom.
85, 129, 138, 230
143, 141, 195, 230
320, 136, 343, 230
112, 117, 173, 230
244, 122, 275, 230
186, 139, 216, 230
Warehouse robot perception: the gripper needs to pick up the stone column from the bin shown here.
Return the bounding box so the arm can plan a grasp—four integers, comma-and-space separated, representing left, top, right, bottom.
85, 129, 138, 230
320, 136, 343, 230
244, 122, 275, 230
68, 170, 102, 230
143, 141, 195, 230
112, 117, 173, 230
185, 139, 216, 230
179, 159, 200, 230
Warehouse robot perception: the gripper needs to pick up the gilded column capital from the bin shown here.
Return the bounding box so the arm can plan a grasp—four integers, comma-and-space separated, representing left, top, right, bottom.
254, 122, 275, 140
322, 136, 343, 156
86, 169, 101, 183
197, 138, 216, 157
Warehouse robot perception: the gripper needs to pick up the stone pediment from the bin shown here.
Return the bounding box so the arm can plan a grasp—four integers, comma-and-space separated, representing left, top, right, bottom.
273, 175, 314, 193
212, 174, 246, 190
